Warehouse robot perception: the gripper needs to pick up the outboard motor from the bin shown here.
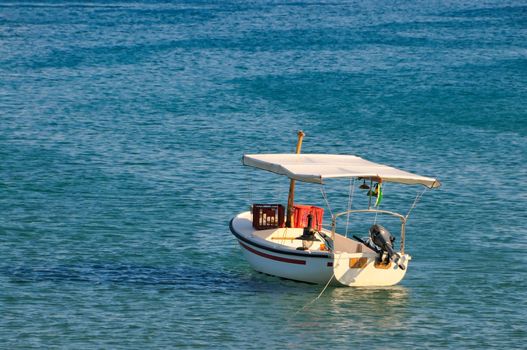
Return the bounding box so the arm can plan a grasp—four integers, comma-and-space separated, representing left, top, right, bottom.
369, 224, 405, 270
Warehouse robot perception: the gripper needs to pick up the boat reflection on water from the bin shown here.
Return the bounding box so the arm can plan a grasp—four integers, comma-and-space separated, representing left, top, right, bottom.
328, 285, 409, 312
288, 286, 410, 333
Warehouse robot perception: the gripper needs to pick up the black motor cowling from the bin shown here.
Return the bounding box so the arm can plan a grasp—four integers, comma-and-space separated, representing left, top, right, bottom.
369, 224, 405, 270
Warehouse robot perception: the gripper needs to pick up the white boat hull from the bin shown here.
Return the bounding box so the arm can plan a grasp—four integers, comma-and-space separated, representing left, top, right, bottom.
230, 212, 409, 287
237, 237, 335, 285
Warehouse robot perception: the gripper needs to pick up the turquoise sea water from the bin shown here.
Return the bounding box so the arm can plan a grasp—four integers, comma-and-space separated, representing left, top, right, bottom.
1, 1, 526, 348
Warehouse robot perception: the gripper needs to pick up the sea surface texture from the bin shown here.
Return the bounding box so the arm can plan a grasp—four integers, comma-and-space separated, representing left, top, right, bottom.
1, 1, 526, 348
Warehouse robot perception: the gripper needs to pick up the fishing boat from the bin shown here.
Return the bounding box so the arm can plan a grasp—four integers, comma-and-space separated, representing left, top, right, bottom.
230, 131, 440, 287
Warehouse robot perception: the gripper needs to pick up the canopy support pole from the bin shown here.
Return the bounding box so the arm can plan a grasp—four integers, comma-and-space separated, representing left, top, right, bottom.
286, 131, 305, 228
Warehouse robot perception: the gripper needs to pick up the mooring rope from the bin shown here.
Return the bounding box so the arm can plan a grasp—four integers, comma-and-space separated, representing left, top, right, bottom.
292, 273, 334, 316
292, 249, 346, 317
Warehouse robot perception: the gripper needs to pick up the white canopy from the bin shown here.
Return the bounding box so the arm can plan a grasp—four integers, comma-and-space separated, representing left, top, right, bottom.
243, 154, 440, 188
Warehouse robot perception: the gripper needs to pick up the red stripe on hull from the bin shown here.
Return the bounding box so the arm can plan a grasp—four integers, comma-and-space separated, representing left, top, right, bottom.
238, 241, 306, 265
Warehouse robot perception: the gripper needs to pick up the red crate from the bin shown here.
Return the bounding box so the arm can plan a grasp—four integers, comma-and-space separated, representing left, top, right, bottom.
252, 204, 285, 230
293, 204, 324, 231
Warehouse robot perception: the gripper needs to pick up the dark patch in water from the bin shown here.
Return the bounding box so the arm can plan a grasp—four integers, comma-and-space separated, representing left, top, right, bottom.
3, 263, 300, 294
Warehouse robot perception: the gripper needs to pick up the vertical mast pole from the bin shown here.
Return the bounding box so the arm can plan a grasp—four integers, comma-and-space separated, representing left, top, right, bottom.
286, 131, 305, 228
